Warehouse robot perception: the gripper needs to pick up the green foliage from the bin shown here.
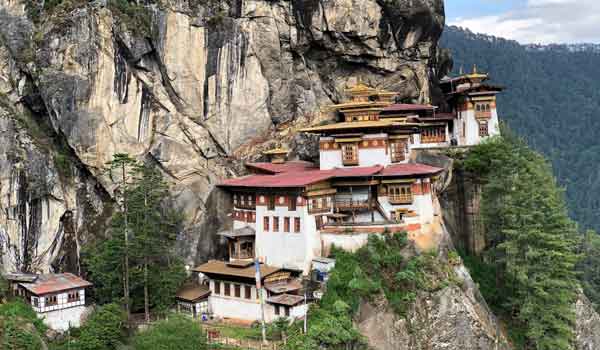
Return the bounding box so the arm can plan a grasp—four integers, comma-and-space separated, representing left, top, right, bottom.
0, 301, 46, 350
462, 135, 581, 350
578, 230, 600, 311
86, 154, 186, 314
0, 275, 8, 300
132, 315, 207, 350
49, 303, 126, 350
286, 234, 458, 349
441, 26, 600, 235
107, 0, 153, 35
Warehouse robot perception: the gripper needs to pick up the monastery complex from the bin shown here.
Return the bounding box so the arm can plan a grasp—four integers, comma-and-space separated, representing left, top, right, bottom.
3, 68, 503, 330
190, 69, 503, 323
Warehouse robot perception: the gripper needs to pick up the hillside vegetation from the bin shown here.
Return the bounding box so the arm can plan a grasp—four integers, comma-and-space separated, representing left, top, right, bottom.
441, 26, 600, 233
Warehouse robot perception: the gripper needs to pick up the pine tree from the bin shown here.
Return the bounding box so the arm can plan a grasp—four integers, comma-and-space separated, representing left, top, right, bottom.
87, 155, 185, 319
467, 135, 581, 350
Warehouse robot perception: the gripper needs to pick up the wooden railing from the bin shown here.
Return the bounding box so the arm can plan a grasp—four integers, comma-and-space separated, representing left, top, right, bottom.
389, 195, 413, 205
334, 199, 371, 210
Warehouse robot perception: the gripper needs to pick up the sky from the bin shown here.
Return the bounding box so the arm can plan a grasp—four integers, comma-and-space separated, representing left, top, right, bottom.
446, 0, 600, 44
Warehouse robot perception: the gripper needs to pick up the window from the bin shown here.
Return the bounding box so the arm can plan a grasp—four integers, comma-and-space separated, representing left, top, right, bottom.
214, 281, 221, 295
224, 283, 231, 296
478, 120, 489, 137
388, 185, 413, 204
273, 217, 280, 232
275, 305, 280, 315
390, 140, 407, 162
285, 306, 290, 317
341, 143, 358, 165
234, 284, 241, 298
267, 195, 275, 210
68, 291, 79, 303
294, 218, 301, 233
264, 216, 270, 231
46, 295, 58, 306
421, 126, 446, 143
245, 285, 252, 299
288, 197, 297, 211
239, 241, 254, 259
31, 297, 39, 307
284, 217, 290, 232
198, 301, 209, 314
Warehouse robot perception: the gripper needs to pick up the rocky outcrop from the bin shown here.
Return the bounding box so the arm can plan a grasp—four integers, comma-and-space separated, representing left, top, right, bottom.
356, 219, 510, 350
575, 292, 600, 350
0, 0, 447, 272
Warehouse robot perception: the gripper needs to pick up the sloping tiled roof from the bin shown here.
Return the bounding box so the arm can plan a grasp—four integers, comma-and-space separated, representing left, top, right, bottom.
19, 273, 92, 295
246, 161, 316, 174
218, 226, 256, 239
176, 284, 211, 302
382, 104, 436, 112
264, 279, 302, 294
328, 165, 384, 178
219, 170, 333, 188
220, 163, 442, 189
379, 163, 443, 177
267, 294, 304, 306
193, 260, 281, 280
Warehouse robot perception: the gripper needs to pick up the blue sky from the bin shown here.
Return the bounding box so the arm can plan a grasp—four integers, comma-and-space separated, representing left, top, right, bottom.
445, 0, 600, 44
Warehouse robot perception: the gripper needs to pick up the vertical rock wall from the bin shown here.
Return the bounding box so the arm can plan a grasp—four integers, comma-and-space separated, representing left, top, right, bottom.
0, 0, 447, 272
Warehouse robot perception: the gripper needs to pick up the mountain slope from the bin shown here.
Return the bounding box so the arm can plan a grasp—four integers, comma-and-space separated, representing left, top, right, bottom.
440, 26, 600, 233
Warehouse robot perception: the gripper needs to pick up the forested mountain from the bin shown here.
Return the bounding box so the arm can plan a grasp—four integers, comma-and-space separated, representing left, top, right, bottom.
441, 26, 600, 233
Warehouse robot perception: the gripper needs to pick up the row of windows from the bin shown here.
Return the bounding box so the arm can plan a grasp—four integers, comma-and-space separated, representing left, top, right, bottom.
475, 103, 492, 112
266, 195, 297, 211
214, 281, 255, 300
263, 216, 301, 233
388, 185, 413, 204
421, 126, 447, 143
340, 140, 409, 165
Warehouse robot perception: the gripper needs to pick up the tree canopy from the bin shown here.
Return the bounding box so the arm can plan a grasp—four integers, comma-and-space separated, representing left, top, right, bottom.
441, 26, 600, 234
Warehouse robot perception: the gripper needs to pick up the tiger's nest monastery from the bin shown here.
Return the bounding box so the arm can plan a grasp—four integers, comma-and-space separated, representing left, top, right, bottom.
189, 69, 503, 323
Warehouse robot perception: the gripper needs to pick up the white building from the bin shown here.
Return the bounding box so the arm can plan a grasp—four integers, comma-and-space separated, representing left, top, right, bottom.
7, 273, 92, 331
175, 284, 211, 319
440, 68, 503, 146
192, 260, 306, 323
203, 76, 503, 324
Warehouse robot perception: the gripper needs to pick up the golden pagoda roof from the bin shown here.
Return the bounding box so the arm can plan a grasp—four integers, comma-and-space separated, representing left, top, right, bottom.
300, 120, 421, 133
263, 148, 289, 155
345, 82, 377, 95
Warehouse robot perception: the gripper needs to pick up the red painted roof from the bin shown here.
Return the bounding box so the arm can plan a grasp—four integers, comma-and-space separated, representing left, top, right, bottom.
380, 163, 443, 177
220, 170, 333, 188
220, 163, 442, 188
246, 161, 316, 174
383, 104, 436, 112
19, 273, 92, 295
328, 165, 384, 177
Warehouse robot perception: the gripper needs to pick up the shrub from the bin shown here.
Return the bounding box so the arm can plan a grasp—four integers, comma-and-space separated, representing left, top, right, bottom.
132, 315, 207, 350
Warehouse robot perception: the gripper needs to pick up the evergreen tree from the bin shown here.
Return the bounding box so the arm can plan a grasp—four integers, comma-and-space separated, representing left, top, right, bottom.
104, 153, 139, 318
86, 154, 185, 318
465, 135, 581, 350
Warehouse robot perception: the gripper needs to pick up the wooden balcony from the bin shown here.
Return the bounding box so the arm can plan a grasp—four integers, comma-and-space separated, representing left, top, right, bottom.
234, 202, 256, 210
334, 199, 372, 211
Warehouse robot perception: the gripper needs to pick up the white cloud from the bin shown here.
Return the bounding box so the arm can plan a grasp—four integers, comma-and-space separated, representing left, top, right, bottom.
448, 0, 600, 44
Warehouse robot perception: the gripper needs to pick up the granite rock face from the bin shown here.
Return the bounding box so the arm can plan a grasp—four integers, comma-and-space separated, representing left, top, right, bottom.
0, 0, 446, 272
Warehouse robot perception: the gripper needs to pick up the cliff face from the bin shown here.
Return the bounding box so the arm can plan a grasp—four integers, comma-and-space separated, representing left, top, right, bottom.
0, 0, 446, 272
